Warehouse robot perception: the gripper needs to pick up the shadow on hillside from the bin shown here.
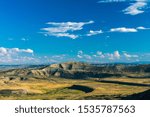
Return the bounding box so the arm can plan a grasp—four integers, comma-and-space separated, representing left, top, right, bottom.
127, 76, 150, 78
0, 89, 12, 95
0, 89, 27, 96
68, 85, 94, 93
97, 80, 150, 87
122, 89, 150, 100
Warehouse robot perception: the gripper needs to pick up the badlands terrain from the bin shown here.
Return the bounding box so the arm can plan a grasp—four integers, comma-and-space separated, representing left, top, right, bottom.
0, 62, 150, 100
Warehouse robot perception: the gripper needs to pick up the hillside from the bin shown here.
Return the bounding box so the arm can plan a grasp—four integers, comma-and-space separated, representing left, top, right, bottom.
0, 62, 149, 100
1, 62, 150, 80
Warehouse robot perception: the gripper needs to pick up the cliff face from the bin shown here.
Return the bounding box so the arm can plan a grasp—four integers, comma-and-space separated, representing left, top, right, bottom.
1, 62, 150, 79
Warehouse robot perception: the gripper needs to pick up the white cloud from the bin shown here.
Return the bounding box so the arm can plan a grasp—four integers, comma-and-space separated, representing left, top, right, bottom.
98, 0, 128, 3
114, 51, 121, 59
97, 51, 103, 55
77, 50, 84, 58
21, 38, 29, 41
98, 0, 147, 3
87, 30, 103, 36
75, 50, 149, 63
106, 51, 121, 60
78, 50, 83, 55
0, 47, 34, 54
98, 0, 148, 15
77, 50, 92, 60
107, 53, 114, 60
0, 47, 34, 56
109, 26, 150, 33
41, 21, 94, 39
123, 53, 139, 59
110, 27, 137, 32
77, 54, 83, 58
123, 1, 148, 15
100, 54, 105, 58
124, 53, 132, 58
77, 50, 121, 61
22, 49, 34, 54
0, 47, 8, 56
52, 33, 78, 39
84, 55, 92, 59
0, 47, 34, 64
51, 54, 66, 60
136, 26, 150, 30
95, 51, 105, 58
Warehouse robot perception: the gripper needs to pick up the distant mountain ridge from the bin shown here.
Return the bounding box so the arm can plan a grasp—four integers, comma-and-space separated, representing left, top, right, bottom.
0, 61, 150, 71
0, 65, 48, 71
0, 62, 150, 80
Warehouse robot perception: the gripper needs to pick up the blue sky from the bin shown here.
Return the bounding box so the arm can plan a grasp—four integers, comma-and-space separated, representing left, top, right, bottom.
0, 0, 150, 64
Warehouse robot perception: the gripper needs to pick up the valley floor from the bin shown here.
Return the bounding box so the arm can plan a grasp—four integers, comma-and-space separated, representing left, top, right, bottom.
0, 77, 149, 100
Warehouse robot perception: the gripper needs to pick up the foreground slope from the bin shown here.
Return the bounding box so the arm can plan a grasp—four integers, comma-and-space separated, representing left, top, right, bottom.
0, 62, 149, 100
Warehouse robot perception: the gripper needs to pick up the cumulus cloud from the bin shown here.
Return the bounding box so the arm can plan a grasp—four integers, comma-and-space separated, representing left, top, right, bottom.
106, 51, 121, 60
123, 1, 148, 15
77, 50, 92, 60
94, 51, 105, 58
109, 26, 150, 33
123, 52, 139, 60
114, 51, 121, 59
110, 27, 137, 32
97, 51, 103, 55
0, 47, 8, 56
77, 50, 121, 61
77, 54, 83, 58
98, 0, 148, 15
0, 47, 33, 56
0, 47, 34, 64
75, 50, 146, 63
136, 26, 150, 30
41, 21, 94, 39
51, 54, 66, 60
22, 49, 34, 54
77, 51, 83, 58
86, 30, 103, 36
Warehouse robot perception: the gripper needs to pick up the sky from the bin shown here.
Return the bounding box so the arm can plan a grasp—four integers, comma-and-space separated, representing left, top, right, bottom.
0, 0, 150, 64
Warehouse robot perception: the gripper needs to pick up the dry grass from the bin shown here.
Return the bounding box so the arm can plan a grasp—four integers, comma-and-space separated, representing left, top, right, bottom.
0, 77, 149, 100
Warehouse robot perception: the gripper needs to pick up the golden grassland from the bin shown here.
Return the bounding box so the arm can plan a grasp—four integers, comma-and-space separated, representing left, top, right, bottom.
0, 77, 149, 100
